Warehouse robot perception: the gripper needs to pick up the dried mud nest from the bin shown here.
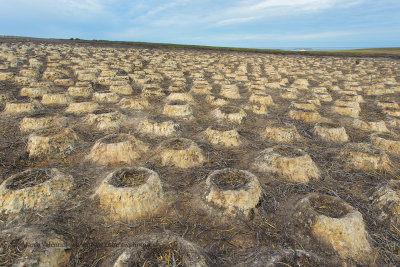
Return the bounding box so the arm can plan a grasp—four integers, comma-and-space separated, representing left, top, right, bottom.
291, 193, 373, 264
0, 168, 74, 213
205, 168, 262, 218
253, 145, 320, 183
95, 167, 164, 222
0, 226, 70, 266
155, 138, 205, 168
103, 233, 207, 267
87, 133, 149, 165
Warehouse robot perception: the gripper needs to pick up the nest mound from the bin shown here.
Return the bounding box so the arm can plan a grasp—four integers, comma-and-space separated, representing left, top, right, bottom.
350, 119, 388, 132
340, 142, 393, 171
372, 180, 400, 226
137, 118, 181, 137
20, 87, 51, 98
65, 101, 99, 114
313, 122, 349, 143
288, 109, 327, 124
27, 127, 79, 158
41, 93, 72, 106
163, 100, 193, 118
156, 138, 205, 168
205, 95, 229, 106
205, 168, 262, 217
211, 106, 247, 124
92, 91, 120, 103
253, 145, 320, 183
20, 115, 68, 132
67, 86, 93, 98
103, 233, 207, 267
291, 193, 372, 264
0, 168, 74, 213
119, 97, 150, 110
249, 93, 274, 106
166, 92, 195, 103
2, 100, 43, 115
0, 227, 70, 266
220, 84, 241, 99
290, 101, 316, 111
96, 167, 164, 222
83, 109, 125, 132
110, 84, 133, 95
244, 103, 268, 115
331, 104, 360, 118
204, 125, 241, 147
370, 132, 400, 155
262, 123, 301, 143
87, 134, 149, 165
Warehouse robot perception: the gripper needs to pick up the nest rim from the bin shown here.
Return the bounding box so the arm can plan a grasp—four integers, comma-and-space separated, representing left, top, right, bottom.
4, 169, 53, 190
209, 168, 251, 191
109, 167, 151, 188
308, 194, 352, 219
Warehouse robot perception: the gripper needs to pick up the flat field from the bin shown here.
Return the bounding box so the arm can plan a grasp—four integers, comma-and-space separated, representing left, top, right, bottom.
0, 36, 400, 266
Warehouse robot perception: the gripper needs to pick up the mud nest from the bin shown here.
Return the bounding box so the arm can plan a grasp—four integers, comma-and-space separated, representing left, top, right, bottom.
110, 168, 149, 188
212, 169, 249, 190
106, 233, 207, 266
5, 169, 51, 190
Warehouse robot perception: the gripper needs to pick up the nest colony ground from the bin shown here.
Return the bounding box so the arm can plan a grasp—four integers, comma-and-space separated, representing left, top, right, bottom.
0, 37, 399, 266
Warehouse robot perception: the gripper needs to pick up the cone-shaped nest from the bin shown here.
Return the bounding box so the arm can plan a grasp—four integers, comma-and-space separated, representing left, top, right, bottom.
86, 134, 149, 165
253, 145, 320, 183
313, 122, 349, 143
27, 127, 79, 158
156, 138, 205, 168
205, 168, 262, 217
0, 168, 74, 213
103, 233, 207, 267
292, 193, 372, 263
96, 167, 164, 222
340, 142, 392, 172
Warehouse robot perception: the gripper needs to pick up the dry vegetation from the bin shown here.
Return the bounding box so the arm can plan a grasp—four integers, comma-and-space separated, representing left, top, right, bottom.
0, 37, 400, 266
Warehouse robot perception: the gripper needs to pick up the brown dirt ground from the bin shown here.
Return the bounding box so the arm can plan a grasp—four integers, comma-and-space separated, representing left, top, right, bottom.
0, 36, 399, 266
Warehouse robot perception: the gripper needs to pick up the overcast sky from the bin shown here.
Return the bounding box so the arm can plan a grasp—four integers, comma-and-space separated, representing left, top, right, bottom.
0, 0, 399, 48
